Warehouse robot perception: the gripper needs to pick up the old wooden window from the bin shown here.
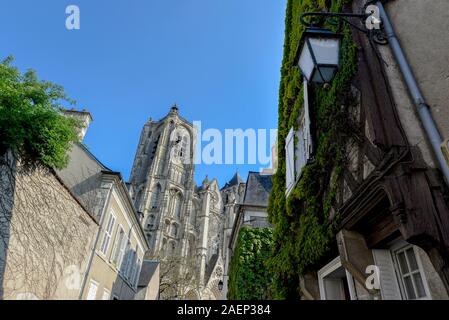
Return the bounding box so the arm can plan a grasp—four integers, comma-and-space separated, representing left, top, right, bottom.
373, 243, 431, 300
394, 246, 430, 299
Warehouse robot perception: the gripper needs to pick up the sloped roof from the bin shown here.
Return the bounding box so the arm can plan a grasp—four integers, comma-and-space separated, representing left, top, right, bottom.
138, 260, 160, 287
222, 172, 244, 190
205, 253, 219, 286
242, 172, 273, 207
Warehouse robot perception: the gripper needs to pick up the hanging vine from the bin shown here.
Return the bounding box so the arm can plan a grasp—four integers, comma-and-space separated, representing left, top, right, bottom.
267, 0, 358, 299
227, 227, 274, 300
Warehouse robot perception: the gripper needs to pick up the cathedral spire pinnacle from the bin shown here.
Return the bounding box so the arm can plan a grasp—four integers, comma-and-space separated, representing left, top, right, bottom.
170, 103, 179, 114
202, 175, 210, 189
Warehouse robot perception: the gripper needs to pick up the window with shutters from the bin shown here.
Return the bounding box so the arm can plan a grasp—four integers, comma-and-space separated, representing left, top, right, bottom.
372, 249, 402, 300
100, 211, 116, 255
86, 280, 99, 300
285, 80, 314, 197
373, 243, 431, 300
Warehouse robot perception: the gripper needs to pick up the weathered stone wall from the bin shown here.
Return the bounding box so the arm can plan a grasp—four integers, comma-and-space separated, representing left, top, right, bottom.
380, 0, 449, 166
0, 153, 98, 300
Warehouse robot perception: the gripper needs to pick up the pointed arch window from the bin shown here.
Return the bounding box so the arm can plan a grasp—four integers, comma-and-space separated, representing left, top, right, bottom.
171, 128, 191, 165
170, 241, 176, 255
171, 223, 178, 237
190, 204, 197, 226
169, 191, 183, 219
151, 184, 161, 209
161, 238, 167, 254
135, 189, 143, 209
147, 214, 155, 229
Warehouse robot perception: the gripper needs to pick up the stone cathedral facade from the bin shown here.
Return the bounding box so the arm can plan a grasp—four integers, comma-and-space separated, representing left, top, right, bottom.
127, 105, 243, 299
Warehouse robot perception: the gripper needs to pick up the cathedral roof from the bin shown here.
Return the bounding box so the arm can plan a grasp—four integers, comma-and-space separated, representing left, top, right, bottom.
242, 172, 273, 207
205, 253, 219, 286
221, 172, 244, 190
138, 260, 160, 287
151, 105, 194, 128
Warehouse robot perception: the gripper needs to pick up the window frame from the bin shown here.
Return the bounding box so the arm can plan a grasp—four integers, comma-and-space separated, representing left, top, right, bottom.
102, 288, 111, 300
390, 243, 432, 300
317, 256, 357, 300
86, 279, 99, 300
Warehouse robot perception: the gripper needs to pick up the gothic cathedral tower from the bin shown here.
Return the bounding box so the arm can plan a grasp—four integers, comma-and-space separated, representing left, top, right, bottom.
128, 105, 196, 258
128, 105, 226, 300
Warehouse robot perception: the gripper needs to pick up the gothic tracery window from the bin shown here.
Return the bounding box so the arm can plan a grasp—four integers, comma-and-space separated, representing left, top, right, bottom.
171, 127, 190, 165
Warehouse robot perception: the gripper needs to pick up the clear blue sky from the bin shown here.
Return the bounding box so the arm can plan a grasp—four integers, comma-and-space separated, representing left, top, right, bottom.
0, 0, 286, 186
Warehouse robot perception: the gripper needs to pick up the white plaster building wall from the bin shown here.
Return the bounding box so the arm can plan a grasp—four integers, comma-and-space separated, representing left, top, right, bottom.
385, 0, 449, 140
371, 0, 449, 167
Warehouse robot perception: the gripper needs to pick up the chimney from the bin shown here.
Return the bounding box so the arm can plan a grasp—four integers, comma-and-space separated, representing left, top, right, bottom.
62, 108, 93, 140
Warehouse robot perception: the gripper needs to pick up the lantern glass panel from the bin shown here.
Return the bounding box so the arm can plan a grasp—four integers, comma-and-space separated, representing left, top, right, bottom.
298, 43, 314, 81
308, 37, 340, 66
312, 66, 338, 84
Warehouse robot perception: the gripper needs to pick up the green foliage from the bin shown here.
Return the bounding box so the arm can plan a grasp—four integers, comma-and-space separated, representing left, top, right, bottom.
0, 56, 80, 169
267, 0, 358, 299
227, 227, 274, 300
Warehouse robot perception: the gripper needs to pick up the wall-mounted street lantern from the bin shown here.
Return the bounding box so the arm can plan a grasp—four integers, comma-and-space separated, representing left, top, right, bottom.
296, 6, 386, 85
295, 27, 343, 84
218, 280, 224, 291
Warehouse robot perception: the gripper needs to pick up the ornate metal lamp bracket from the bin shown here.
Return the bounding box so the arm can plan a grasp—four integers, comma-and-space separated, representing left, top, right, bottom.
299, 3, 389, 45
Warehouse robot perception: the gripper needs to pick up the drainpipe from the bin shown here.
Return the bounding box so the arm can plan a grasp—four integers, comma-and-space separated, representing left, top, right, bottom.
377, 1, 449, 185
78, 181, 114, 300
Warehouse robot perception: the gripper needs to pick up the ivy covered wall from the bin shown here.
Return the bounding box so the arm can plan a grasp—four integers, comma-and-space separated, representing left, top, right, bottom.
267, 0, 358, 299
227, 227, 273, 300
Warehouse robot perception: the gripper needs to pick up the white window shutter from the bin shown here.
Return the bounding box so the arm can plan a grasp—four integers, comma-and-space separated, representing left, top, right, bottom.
303, 79, 313, 159
285, 127, 295, 195
295, 129, 306, 177
86, 281, 98, 300
372, 249, 403, 300
134, 258, 142, 288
